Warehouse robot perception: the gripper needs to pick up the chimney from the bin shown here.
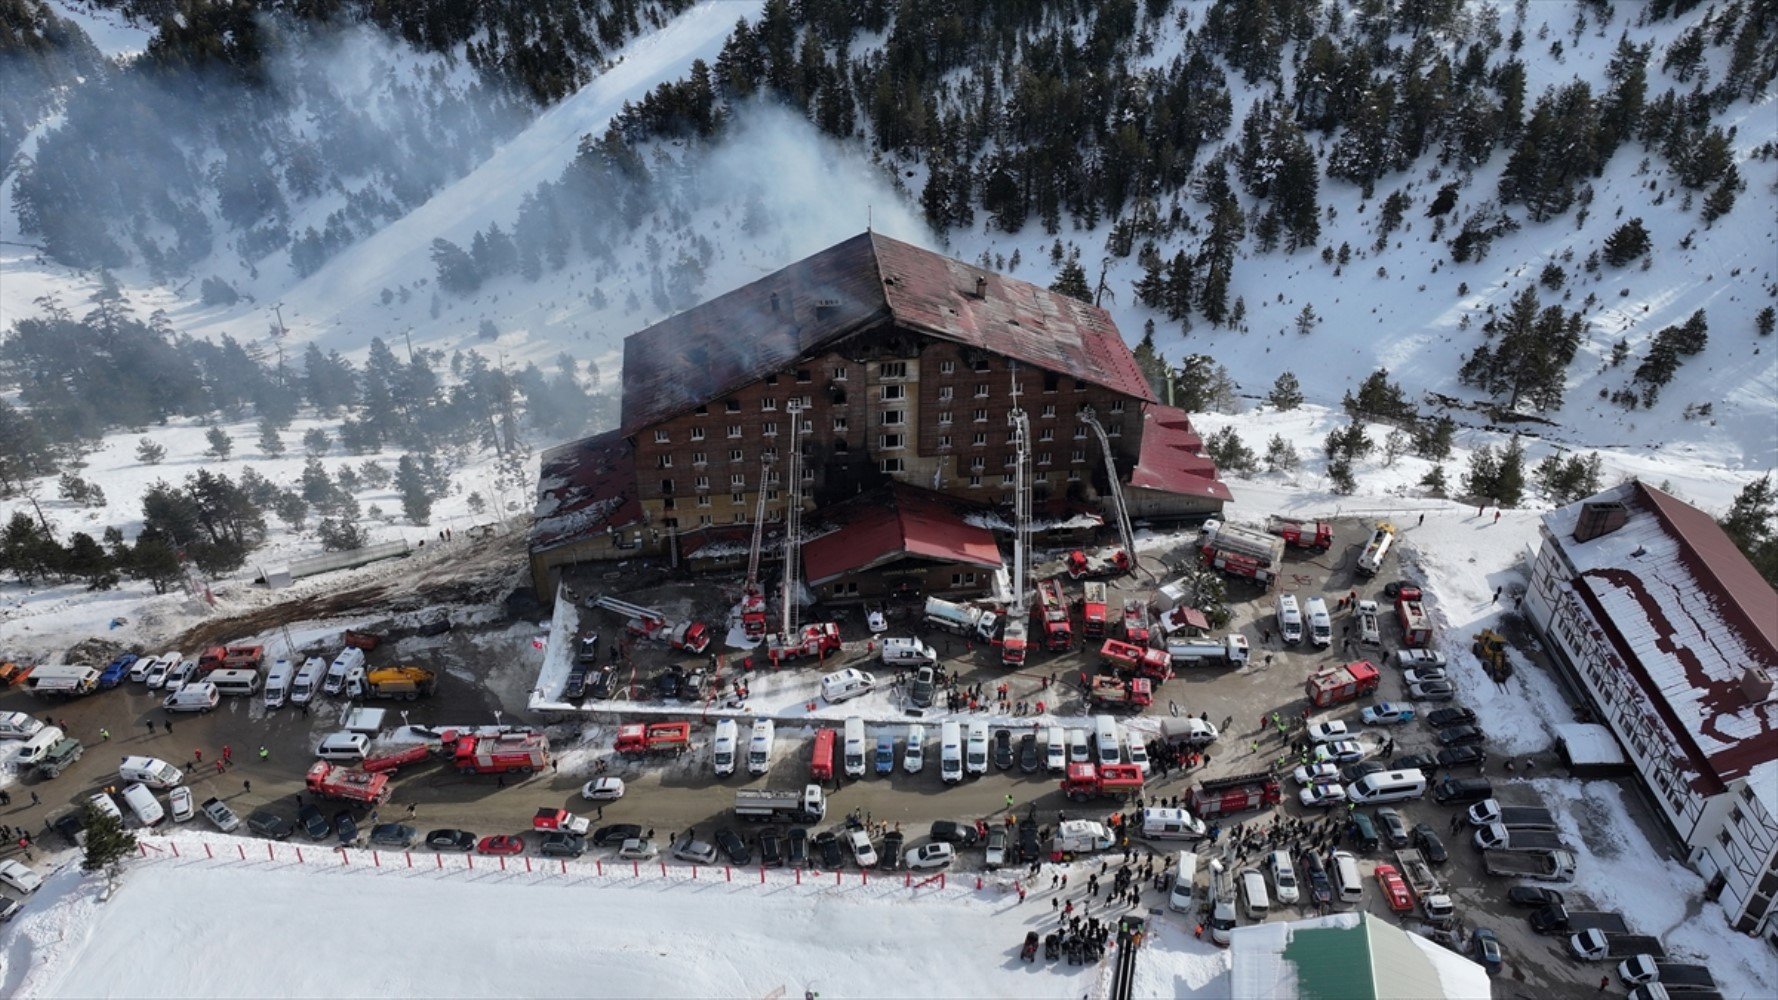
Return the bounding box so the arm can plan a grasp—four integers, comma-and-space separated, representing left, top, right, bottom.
974, 276, 988, 298
770, 291, 780, 314
1573, 501, 1629, 543
1740, 666, 1776, 706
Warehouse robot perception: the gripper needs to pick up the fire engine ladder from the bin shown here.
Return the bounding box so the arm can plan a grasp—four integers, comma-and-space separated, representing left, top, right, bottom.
592, 595, 665, 622
744, 458, 771, 594
1008, 369, 1032, 618
779, 401, 805, 637
1078, 407, 1146, 579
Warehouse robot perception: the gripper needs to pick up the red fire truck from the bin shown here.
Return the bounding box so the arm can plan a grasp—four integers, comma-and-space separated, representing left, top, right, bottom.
1033, 579, 1072, 651
1099, 639, 1173, 682
454, 731, 551, 775
614, 721, 692, 758
1081, 582, 1109, 639
1060, 762, 1146, 801
1304, 661, 1382, 707
305, 762, 391, 804
1121, 599, 1152, 645
1190, 771, 1282, 818
809, 728, 835, 782
1395, 588, 1433, 647
1084, 674, 1153, 710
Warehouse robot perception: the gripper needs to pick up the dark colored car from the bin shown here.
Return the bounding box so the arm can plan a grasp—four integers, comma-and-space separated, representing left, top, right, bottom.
787, 827, 809, 868
1300, 851, 1332, 905
814, 831, 844, 869
1437, 746, 1488, 769
1394, 752, 1438, 773
1019, 733, 1041, 773
910, 667, 936, 708
880, 830, 905, 871
562, 665, 589, 700
334, 811, 358, 845
98, 654, 138, 689
1433, 777, 1494, 804
589, 666, 620, 700
994, 730, 1014, 770
1381, 580, 1414, 599
1437, 725, 1485, 746
759, 829, 785, 868
247, 810, 294, 840
1341, 761, 1386, 784
1376, 808, 1410, 848
540, 831, 587, 857
50, 810, 86, 846
654, 668, 683, 701
427, 829, 477, 851
1426, 707, 1477, 728
369, 823, 417, 848
1411, 824, 1448, 864
1472, 927, 1502, 975
1528, 904, 1573, 934
715, 828, 751, 865
1507, 886, 1564, 909
929, 820, 981, 847
298, 804, 329, 840
591, 823, 643, 847
1018, 821, 1040, 862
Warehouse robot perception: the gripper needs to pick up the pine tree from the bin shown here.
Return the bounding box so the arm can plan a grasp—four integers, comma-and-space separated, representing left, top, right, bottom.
64, 531, 117, 590
257, 419, 284, 457
1720, 476, 1775, 553
1268, 372, 1304, 411
136, 437, 167, 465
1264, 434, 1300, 471
1495, 434, 1527, 506
1463, 444, 1500, 502
204, 427, 232, 460
396, 455, 432, 526
1205, 427, 1259, 475
1343, 370, 1416, 422
1601, 219, 1651, 267
302, 428, 330, 457
1327, 456, 1357, 494
80, 803, 138, 875
1700, 166, 1738, 224
1420, 465, 1449, 497
431, 238, 481, 294
317, 517, 367, 552
1757, 307, 1776, 338
1295, 305, 1319, 336
1049, 258, 1092, 304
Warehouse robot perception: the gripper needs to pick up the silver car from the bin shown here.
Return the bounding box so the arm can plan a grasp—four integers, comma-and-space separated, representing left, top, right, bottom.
671, 839, 718, 865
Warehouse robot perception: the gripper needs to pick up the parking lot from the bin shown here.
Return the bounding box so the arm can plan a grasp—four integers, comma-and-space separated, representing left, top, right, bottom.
0, 518, 1660, 992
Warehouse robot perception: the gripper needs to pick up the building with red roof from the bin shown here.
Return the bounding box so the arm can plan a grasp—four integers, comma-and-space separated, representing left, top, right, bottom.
530, 233, 1226, 599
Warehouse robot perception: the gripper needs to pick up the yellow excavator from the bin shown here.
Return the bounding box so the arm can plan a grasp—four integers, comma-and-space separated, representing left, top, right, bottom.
1473, 630, 1511, 681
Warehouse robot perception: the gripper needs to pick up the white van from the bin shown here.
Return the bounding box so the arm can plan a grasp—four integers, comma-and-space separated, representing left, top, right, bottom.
1331, 850, 1364, 904
1240, 868, 1270, 919
1141, 807, 1206, 841
1277, 594, 1304, 644
821, 667, 877, 704
1094, 716, 1122, 767
210, 667, 261, 697
1067, 728, 1090, 764
263, 658, 294, 709
1046, 726, 1067, 772
324, 647, 365, 696
162, 681, 219, 713
315, 732, 370, 761
964, 720, 989, 777
904, 724, 926, 773
843, 717, 867, 778
120, 782, 165, 827
11, 726, 66, 766
118, 756, 184, 789
1346, 769, 1428, 804
1305, 597, 1332, 648
879, 638, 937, 668
939, 721, 964, 784
712, 719, 739, 777
747, 719, 775, 776
291, 657, 326, 705
1168, 851, 1200, 913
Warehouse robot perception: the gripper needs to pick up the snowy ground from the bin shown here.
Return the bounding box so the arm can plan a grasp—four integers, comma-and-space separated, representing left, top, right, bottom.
7, 840, 1123, 999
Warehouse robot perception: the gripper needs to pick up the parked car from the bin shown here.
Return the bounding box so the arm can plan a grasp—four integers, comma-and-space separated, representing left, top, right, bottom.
1313, 740, 1367, 764
1300, 782, 1347, 808
1018, 822, 1040, 862
847, 830, 877, 867
906, 842, 956, 870
1301, 851, 1331, 906
427, 829, 476, 851
247, 810, 294, 840
168, 786, 194, 823
298, 804, 329, 840
369, 823, 416, 848
929, 820, 981, 847
1403, 667, 1447, 686
200, 796, 240, 833
1020, 734, 1042, 773
1361, 702, 1416, 726
144, 658, 174, 689
984, 827, 1007, 869
993, 729, 1015, 770
616, 838, 658, 861
1426, 707, 1477, 728
910, 667, 937, 708
588, 666, 620, 700
1437, 746, 1488, 769
759, 829, 785, 868
1437, 725, 1485, 746
787, 827, 809, 868
1507, 886, 1564, 909
333, 811, 358, 845
1394, 752, 1439, 772
477, 835, 525, 856
88, 793, 123, 825
1472, 928, 1502, 975
715, 828, 751, 865
1269, 851, 1300, 905
813, 831, 844, 869
539, 832, 587, 857
1293, 762, 1341, 786
580, 777, 626, 801
1411, 824, 1448, 864
1307, 721, 1350, 743
0, 860, 42, 894
653, 669, 683, 700
673, 839, 720, 865
0, 898, 18, 923
879, 830, 904, 870
1376, 808, 1410, 848
1341, 761, 1386, 784
1409, 680, 1456, 701
591, 824, 642, 847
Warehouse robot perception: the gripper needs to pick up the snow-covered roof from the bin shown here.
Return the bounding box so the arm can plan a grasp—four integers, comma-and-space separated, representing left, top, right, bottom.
1229, 912, 1490, 1000
1544, 482, 1778, 791
529, 430, 642, 553
1553, 722, 1628, 766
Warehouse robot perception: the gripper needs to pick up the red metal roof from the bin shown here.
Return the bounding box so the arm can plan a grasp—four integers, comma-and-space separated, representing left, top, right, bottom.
619, 232, 1156, 433
1128, 404, 1232, 501
529, 430, 642, 552
801, 483, 1003, 587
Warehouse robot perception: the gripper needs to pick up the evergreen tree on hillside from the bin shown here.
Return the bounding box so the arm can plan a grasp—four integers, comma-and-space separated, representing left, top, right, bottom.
1049, 257, 1092, 304
1268, 372, 1304, 411
1499, 82, 1601, 221
430, 238, 481, 295
1459, 286, 1583, 412
1602, 219, 1651, 267
135, 437, 167, 466
396, 456, 433, 526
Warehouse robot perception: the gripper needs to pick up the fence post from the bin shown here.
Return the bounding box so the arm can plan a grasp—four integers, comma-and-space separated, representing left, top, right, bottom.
204, 843, 213, 859
692, 865, 698, 880
834, 870, 841, 886
296, 847, 303, 864
267, 843, 274, 860
468, 855, 474, 870
560, 860, 567, 875
171, 842, 179, 857
725, 866, 731, 883
499, 857, 506, 871
862, 870, 868, 885
374, 851, 381, 868
596, 860, 604, 877
760, 867, 766, 884
904, 872, 911, 887
657, 861, 665, 878
795, 868, 802, 885
238, 844, 246, 860
939, 874, 945, 889
406, 852, 413, 868
524, 857, 532, 873
436, 853, 442, 869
